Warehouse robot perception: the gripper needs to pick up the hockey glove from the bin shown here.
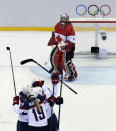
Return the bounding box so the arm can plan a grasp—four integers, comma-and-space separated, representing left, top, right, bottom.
55, 96, 63, 105
13, 96, 19, 105
51, 73, 59, 84
48, 96, 56, 106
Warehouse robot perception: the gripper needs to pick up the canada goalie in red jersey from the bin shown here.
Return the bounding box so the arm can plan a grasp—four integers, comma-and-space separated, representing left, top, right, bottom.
48, 13, 77, 81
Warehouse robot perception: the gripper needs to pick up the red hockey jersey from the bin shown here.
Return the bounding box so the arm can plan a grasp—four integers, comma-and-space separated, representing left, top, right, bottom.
48, 22, 76, 46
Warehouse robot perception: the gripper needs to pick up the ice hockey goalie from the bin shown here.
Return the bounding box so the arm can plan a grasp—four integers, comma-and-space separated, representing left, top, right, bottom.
48, 13, 77, 81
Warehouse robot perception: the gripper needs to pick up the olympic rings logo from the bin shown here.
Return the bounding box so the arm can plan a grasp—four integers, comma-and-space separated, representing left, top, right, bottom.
76, 4, 111, 17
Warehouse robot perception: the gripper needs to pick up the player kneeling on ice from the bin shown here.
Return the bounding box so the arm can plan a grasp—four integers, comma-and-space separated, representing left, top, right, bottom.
32, 79, 63, 131
13, 85, 30, 131
48, 13, 77, 81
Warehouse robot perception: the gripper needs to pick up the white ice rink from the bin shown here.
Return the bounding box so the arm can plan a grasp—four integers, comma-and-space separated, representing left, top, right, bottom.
0, 31, 116, 131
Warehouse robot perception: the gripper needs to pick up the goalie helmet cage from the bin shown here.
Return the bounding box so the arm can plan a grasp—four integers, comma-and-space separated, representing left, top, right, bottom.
69, 18, 116, 56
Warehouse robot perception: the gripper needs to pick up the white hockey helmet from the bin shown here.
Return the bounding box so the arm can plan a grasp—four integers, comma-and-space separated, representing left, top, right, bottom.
28, 87, 42, 98
21, 85, 30, 96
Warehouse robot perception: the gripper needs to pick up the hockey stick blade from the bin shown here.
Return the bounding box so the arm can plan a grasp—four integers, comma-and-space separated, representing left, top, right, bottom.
6, 46, 10, 50
20, 59, 34, 65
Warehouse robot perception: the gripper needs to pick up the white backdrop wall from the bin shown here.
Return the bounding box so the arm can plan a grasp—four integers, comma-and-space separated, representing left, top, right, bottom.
0, 0, 115, 27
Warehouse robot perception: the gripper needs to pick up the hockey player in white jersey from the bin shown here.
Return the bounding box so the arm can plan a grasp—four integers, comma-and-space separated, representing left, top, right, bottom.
27, 85, 51, 131
32, 78, 63, 131
47, 76, 63, 131
13, 82, 51, 131
13, 78, 63, 131
13, 85, 30, 131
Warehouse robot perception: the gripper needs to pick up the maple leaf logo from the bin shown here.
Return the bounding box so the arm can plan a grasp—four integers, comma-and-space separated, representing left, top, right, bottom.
56, 35, 62, 43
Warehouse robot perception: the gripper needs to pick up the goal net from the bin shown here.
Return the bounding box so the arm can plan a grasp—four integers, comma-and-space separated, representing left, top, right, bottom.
70, 18, 116, 58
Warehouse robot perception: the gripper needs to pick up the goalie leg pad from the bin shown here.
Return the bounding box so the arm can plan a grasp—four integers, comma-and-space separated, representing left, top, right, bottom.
64, 61, 77, 80
60, 51, 77, 80
50, 47, 62, 74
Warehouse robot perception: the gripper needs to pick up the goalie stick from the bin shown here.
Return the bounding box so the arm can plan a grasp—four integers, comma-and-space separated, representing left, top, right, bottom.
20, 58, 77, 95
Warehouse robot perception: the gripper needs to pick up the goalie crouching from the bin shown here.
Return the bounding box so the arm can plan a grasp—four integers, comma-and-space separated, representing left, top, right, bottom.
48, 13, 77, 81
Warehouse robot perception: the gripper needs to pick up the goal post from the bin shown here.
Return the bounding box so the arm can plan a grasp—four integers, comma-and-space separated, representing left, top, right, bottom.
69, 18, 116, 58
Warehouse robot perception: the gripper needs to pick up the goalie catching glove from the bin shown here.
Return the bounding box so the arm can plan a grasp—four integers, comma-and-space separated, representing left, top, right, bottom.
57, 41, 66, 51
57, 40, 72, 52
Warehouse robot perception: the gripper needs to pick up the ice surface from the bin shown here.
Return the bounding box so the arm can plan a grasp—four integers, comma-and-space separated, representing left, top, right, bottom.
0, 31, 116, 131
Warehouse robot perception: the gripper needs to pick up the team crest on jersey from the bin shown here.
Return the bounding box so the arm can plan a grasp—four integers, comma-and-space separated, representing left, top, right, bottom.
56, 35, 62, 43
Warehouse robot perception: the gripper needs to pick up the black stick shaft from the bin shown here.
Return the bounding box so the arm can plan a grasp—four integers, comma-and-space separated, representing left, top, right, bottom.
7, 47, 17, 96
33, 59, 49, 73
50, 84, 55, 131
58, 69, 63, 130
